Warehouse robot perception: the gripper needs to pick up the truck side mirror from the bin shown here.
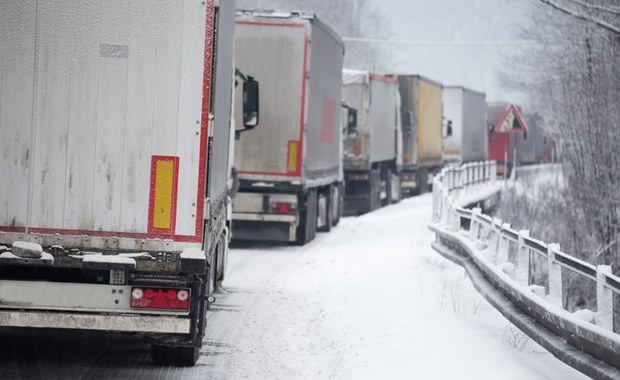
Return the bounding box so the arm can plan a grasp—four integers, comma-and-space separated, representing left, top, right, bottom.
347, 108, 357, 132
446, 120, 453, 137
243, 78, 259, 129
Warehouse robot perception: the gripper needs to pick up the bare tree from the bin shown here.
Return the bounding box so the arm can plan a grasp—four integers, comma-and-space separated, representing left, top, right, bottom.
537, 0, 620, 34
502, 1, 620, 269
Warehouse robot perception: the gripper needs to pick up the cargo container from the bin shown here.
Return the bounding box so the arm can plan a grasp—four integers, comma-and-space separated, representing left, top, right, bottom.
0, 0, 254, 366
396, 75, 443, 196
231, 10, 345, 244
443, 86, 488, 164
342, 70, 402, 215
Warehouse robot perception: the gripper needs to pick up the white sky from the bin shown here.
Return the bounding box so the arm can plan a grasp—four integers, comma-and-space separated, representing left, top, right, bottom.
366, 0, 535, 103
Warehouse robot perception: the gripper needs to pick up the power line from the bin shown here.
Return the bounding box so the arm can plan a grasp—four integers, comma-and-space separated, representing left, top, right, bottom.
341, 36, 538, 46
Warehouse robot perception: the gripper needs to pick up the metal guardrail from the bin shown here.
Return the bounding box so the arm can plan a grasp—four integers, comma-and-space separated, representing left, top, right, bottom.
430, 161, 620, 380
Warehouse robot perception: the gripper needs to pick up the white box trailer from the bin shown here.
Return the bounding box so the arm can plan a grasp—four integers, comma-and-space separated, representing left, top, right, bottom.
443, 86, 488, 164
0, 0, 239, 365
341, 69, 402, 215
231, 10, 345, 244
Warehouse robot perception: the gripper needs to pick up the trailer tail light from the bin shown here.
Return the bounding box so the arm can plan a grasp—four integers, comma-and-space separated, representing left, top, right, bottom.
271, 202, 296, 214
402, 174, 416, 181
349, 173, 369, 181
130, 287, 190, 310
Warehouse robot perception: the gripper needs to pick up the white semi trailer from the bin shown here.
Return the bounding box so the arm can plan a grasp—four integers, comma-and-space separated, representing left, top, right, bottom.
341, 70, 402, 215
231, 10, 345, 244
0, 0, 257, 366
442, 86, 488, 164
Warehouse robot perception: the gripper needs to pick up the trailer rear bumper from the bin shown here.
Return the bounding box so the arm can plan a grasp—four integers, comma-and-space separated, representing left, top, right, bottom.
343, 194, 370, 216
232, 213, 297, 242
0, 310, 191, 334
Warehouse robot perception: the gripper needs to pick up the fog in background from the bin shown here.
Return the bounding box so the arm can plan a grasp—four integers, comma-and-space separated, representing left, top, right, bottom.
368, 0, 534, 103
236, 0, 535, 103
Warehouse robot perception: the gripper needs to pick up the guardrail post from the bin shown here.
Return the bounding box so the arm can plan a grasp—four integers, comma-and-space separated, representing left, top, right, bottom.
432, 178, 440, 222
484, 161, 491, 182
488, 218, 502, 259
596, 265, 614, 331
451, 204, 461, 231
547, 243, 563, 308
465, 164, 471, 196
496, 224, 511, 264
469, 208, 482, 241
515, 230, 531, 286
441, 189, 450, 224
460, 165, 466, 196
491, 161, 497, 185
474, 162, 480, 186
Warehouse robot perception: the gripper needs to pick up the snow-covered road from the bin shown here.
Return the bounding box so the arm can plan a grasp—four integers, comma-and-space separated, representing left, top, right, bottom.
0, 194, 589, 379
209, 193, 588, 379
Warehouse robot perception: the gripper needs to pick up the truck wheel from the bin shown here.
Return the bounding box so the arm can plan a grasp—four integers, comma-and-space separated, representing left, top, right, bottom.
309, 189, 318, 241
418, 168, 428, 195
392, 172, 402, 203
383, 169, 393, 207
296, 189, 317, 244
370, 170, 381, 211
151, 344, 200, 366
215, 233, 226, 289
318, 186, 333, 233
332, 184, 342, 226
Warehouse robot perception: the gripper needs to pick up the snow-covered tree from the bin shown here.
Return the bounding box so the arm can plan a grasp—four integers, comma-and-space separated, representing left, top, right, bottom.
503, 1, 620, 271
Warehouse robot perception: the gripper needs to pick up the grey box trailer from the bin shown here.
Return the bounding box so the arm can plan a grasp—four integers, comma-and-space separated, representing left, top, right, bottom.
341, 70, 402, 215
0, 0, 238, 365
231, 10, 345, 244
443, 86, 488, 164
396, 75, 444, 196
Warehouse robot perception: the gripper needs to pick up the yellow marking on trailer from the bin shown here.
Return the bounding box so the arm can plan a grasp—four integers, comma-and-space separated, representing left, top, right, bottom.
288, 141, 299, 173
153, 160, 175, 229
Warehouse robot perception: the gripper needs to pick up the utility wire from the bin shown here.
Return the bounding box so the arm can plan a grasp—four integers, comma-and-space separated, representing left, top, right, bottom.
341, 36, 538, 46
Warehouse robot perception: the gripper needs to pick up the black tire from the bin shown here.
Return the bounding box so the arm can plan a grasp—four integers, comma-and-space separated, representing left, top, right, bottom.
296, 189, 317, 244
369, 170, 381, 211
418, 168, 428, 195
332, 184, 342, 226
318, 186, 333, 233
383, 169, 393, 207
151, 344, 200, 366
214, 234, 226, 289
392, 172, 402, 203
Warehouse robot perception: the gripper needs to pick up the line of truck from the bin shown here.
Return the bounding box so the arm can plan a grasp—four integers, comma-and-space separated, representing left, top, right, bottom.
0, 3, 556, 366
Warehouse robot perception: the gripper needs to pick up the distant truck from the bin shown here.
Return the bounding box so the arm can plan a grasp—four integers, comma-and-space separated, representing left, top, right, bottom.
443, 86, 488, 164
395, 75, 443, 196
342, 70, 402, 215
0, 0, 257, 366
231, 10, 345, 244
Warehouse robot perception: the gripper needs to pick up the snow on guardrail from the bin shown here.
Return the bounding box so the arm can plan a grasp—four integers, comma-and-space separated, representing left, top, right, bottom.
430, 161, 620, 380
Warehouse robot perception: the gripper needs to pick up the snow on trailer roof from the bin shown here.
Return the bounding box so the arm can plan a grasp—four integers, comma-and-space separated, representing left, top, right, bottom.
235, 9, 345, 50
443, 85, 486, 96
388, 74, 443, 88
235, 9, 316, 20
342, 69, 396, 85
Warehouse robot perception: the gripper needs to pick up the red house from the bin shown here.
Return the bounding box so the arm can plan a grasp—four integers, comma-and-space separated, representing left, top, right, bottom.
487, 103, 528, 176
